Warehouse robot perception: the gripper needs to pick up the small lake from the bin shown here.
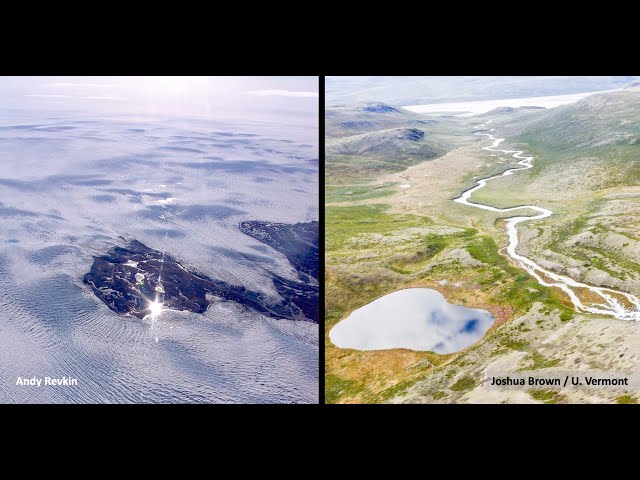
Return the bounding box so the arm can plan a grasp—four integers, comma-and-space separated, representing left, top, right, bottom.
329, 288, 494, 354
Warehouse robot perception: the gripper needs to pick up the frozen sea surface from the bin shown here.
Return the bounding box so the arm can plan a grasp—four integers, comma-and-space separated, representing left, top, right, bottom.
329, 288, 493, 354
0, 111, 318, 403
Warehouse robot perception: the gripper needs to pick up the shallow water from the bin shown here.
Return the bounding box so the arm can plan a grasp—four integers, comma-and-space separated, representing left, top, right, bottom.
329, 288, 493, 353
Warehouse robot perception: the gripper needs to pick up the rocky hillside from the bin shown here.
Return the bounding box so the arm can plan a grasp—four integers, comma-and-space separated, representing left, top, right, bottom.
326, 102, 440, 138
327, 127, 444, 159
508, 89, 640, 150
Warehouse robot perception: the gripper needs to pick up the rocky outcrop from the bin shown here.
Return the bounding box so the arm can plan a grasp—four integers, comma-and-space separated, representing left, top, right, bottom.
239, 221, 319, 322
363, 104, 398, 113
84, 237, 317, 322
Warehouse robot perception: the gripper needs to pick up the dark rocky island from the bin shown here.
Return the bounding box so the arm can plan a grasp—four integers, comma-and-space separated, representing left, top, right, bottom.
84, 238, 316, 322
239, 221, 318, 279
239, 220, 319, 322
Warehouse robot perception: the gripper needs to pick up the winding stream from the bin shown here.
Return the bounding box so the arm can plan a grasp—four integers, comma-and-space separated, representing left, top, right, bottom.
454, 123, 640, 320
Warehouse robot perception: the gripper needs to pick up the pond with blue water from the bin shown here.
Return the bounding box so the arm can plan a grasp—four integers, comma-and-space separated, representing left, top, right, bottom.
329, 288, 494, 354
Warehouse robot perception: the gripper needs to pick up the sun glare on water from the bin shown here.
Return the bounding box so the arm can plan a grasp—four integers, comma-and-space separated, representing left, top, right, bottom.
149, 299, 163, 318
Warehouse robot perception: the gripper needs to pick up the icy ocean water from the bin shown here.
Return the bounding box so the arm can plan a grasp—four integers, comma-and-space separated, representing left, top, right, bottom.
0, 110, 318, 403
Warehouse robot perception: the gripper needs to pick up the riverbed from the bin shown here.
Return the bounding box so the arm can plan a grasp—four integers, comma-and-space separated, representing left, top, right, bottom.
455, 125, 640, 320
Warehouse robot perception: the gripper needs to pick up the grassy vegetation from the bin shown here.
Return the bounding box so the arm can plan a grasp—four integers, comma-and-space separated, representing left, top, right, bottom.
499, 336, 528, 351
510, 138, 640, 193
520, 351, 560, 370
616, 394, 637, 404
545, 212, 640, 283
325, 267, 404, 328
325, 374, 365, 404
326, 204, 477, 274
376, 378, 420, 402
326, 154, 402, 184
450, 375, 477, 392
547, 216, 588, 252
326, 183, 396, 204
582, 245, 640, 281
326, 204, 434, 251
386, 242, 445, 275
466, 236, 507, 266
559, 310, 573, 322
327, 152, 442, 184
528, 389, 560, 404
465, 236, 575, 321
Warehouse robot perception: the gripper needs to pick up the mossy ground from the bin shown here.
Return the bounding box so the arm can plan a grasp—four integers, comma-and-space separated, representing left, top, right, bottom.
616, 394, 638, 404
450, 375, 476, 391
528, 389, 563, 404
326, 183, 396, 204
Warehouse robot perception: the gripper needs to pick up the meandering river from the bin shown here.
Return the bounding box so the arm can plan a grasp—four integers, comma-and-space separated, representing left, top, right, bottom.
455, 123, 640, 320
